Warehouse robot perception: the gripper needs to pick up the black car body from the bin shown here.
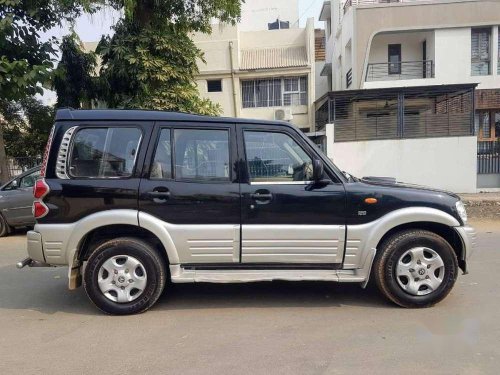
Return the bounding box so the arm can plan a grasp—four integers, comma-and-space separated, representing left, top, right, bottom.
19, 109, 476, 314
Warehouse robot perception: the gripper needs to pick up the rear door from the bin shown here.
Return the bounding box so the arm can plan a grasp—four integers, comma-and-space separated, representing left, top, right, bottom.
138, 122, 240, 264
237, 124, 346, 265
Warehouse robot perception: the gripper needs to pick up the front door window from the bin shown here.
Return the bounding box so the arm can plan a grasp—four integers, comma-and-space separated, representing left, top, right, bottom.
244, 131, 313, 183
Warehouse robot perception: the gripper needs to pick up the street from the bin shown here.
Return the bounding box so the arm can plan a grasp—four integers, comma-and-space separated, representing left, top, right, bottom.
0, 220, 499, 374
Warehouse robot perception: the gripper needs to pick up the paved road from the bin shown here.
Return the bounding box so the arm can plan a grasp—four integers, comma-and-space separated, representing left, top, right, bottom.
0, 220, 499, 374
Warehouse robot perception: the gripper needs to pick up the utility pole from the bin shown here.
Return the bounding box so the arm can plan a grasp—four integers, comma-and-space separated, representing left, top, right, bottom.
0, 114, 10, 184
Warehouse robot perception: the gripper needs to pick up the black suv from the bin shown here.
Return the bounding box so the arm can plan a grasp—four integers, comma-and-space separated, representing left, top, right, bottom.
18, 109, 476, 315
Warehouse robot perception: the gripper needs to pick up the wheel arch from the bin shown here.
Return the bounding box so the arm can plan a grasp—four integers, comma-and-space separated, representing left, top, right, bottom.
76, 224, 170, 270
346, 207, 463, 282
375, 221, 466, 273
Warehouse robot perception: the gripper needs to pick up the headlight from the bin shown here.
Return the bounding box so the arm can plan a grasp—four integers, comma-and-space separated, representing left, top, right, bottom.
455, 200, 467, 224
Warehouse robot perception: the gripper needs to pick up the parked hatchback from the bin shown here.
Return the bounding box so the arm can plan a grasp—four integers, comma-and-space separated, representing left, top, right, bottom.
0, 166, 40, 237
18, 109, 476, 315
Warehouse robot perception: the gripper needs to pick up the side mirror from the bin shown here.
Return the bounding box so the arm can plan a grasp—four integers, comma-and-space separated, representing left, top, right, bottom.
312, 158, 325, 182
11, 180, 18, 189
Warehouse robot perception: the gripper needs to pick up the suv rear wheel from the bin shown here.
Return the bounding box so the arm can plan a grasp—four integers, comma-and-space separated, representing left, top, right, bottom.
83, 237, 167, 315
373, 229, 458, 308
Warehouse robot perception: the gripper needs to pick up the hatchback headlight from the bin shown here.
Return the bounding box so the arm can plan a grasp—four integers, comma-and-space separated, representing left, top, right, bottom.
455, 200, 467, 224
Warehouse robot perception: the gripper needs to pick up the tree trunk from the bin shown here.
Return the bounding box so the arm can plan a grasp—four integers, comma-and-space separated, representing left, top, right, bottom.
0, 117, 10, 184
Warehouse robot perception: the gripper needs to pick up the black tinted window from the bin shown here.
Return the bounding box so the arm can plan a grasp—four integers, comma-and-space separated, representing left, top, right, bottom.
174, 129, 230, 181
69, 127, 142, 178
150, 129, 172, 179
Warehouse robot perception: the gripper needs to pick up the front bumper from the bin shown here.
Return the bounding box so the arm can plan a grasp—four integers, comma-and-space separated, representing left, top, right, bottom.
455, 225, 477, 266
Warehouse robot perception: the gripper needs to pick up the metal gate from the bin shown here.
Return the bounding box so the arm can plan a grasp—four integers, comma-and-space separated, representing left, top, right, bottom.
477, 141, 500, 174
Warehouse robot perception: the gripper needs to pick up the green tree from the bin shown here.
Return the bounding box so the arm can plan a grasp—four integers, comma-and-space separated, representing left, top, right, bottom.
95, 0, 243, 115
0, 0, 93, 182
53, 33, 97, 109
1, 98, 54, 160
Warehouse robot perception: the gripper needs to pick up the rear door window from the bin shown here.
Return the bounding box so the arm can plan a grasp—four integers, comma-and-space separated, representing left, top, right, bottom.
69, 127, 142, 178
174, 129, 230, 181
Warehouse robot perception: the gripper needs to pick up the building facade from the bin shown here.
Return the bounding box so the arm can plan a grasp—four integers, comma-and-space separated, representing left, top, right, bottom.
193, 17, 317, 132
319, 0, 500, 141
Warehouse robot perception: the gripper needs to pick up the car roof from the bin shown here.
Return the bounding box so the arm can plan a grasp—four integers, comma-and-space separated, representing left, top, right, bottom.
55, 108, 291, 127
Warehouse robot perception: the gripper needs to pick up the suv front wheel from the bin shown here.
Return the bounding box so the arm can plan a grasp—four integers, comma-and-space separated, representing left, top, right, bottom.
373, 229, 459, 308
83, 237, 167, 315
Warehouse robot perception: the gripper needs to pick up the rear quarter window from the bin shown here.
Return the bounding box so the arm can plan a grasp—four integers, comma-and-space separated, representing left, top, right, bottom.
69, 127, 142, 178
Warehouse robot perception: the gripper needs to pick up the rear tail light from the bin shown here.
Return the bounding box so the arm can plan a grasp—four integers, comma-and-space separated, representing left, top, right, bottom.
33, 179, 50, 219
40, 126, 55, 178
32, 201, 49, 219
33, 179, 50, 199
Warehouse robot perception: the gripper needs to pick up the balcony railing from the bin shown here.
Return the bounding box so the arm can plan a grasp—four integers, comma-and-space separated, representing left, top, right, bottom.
365, 60, 434, 82
344, 0, 444, 14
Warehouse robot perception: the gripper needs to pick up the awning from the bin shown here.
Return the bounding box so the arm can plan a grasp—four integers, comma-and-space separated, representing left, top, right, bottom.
240, 46, 308, 70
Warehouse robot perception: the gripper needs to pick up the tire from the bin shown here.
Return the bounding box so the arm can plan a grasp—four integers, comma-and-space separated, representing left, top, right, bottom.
373, 229, 458, 308
0, 214, 9, 237
83, 237, 167, 315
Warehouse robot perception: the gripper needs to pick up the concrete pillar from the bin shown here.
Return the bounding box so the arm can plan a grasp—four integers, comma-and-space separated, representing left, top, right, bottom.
325, 123, 335, 161
492, 26, 499, 76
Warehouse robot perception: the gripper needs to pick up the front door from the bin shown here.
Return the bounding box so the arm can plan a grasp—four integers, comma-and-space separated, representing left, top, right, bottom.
139, 122, 241, 264
237, 125, 346, 264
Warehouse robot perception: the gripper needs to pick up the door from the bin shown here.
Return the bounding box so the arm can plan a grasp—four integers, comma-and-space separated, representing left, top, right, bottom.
139, 123, 241, 264
237, 125, 346, 264
1, 168, 40, 226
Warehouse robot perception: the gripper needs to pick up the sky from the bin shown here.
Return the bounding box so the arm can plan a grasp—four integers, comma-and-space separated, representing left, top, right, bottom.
40, 0, 326, 103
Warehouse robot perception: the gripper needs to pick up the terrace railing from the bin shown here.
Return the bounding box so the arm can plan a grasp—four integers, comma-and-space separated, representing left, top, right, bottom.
365, 60, 434, 82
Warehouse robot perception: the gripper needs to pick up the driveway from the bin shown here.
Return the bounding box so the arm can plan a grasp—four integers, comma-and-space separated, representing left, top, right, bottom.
0, 220, 499, 374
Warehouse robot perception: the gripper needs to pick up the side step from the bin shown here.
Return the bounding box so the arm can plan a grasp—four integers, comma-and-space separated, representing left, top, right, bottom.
170, 265, 367, 284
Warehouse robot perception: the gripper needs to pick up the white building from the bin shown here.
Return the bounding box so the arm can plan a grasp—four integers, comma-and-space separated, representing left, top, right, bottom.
193, 14, 318, 132
315, 0, 500, 192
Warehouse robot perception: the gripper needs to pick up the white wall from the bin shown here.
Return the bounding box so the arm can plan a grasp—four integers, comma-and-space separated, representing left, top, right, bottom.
315, 61, 329, 99
329, 135, 478, 193
364, 26, 500, 90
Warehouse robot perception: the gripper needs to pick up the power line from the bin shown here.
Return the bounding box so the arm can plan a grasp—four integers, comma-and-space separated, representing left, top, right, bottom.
293, 0, 323, 27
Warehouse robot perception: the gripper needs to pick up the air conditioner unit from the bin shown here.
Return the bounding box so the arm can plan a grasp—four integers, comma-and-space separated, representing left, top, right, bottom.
274, 108, 293, 122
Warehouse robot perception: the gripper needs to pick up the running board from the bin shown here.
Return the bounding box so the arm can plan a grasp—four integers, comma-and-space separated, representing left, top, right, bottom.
170, 265, 368, 284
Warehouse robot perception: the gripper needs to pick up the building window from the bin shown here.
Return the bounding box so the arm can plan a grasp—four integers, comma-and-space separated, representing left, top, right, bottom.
388, 44, 401, 75
241, 77, 308, 108
471, 28, 491, 76
207, 79, 222, 92
268, 19, 290, 30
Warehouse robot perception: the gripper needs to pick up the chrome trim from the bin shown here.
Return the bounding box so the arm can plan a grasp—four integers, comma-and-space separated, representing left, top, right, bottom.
2, 206, 32, 212
250, 181, 312, 185
56, 126, 77, 179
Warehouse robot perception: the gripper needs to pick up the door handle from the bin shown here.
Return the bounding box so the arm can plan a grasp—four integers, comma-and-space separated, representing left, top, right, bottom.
146, 189, 170, 202
250, 192, 273, 200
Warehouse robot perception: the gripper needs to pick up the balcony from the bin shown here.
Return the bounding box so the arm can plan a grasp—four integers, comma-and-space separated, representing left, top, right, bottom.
365, 60, 434, 82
